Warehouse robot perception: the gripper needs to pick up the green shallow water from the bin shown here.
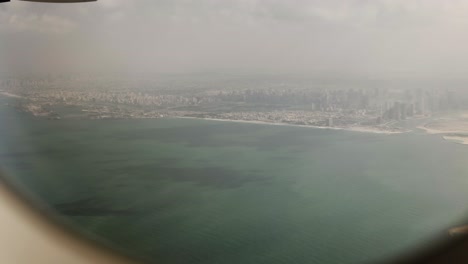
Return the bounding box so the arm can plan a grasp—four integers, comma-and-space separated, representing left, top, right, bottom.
1, 103, 468, 264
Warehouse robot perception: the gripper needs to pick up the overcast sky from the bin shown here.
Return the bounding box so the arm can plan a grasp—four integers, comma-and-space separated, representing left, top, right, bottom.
2, 0, 468, 79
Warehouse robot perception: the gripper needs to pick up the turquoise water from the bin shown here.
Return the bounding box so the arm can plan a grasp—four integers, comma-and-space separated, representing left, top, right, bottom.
1, 103, 468, 263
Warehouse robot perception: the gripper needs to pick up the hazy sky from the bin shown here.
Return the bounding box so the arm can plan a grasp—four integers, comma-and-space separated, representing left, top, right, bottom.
2, 0, 468, 79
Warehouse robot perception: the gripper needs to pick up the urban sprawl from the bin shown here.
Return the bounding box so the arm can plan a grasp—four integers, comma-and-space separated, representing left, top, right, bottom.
1, 75, 467, 134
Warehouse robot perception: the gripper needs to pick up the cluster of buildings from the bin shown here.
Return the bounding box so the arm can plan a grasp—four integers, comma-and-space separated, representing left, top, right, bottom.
380, 89, 462, 121
1, 75, 468, 130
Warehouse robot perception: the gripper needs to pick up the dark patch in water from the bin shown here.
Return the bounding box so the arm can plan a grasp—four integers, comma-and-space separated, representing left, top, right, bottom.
54, 198, 137, 216
114, 123, 258, 148
54, 193, 198, 217
152, 167, 269, 188
112, 122, 337, 152
269, 156, 295, 161
0, 151, 36, 159
103, 164, 269, 189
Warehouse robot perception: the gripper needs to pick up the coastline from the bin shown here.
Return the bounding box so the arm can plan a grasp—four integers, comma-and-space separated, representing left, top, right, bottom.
175, 116, 405, 135
417, 124, 467, 135
419, 122, 468, 145
0, 92, 22, 99
443, 136, 468, 145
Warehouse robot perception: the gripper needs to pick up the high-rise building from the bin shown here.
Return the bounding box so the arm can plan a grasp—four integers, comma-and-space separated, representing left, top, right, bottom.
400, 103, 407, 120
417, 96, 426, 115
394, 102, 401, 120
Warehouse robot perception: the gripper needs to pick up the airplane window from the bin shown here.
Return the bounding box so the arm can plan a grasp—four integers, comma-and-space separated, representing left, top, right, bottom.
1, 1, 468, 263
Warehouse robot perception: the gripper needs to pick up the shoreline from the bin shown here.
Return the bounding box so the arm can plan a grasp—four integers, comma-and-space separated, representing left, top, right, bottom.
417, 124, 466, 135
175, 116, 405, 135
418, 123, 468, 145
0, 92, 22, 99
443, 136, 468, 145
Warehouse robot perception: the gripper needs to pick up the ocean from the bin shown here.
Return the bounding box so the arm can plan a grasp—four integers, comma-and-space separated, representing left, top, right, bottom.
1, 103, 468, 264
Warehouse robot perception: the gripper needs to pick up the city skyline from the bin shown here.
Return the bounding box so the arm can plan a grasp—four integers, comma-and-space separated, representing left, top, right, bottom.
2, 73, 468, 136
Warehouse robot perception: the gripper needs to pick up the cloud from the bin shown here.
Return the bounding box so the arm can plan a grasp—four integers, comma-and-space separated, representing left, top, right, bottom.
3, 0, 468, 78
0, 2, 78, 34
3, 13, 76, 34
98, 0, 132, 10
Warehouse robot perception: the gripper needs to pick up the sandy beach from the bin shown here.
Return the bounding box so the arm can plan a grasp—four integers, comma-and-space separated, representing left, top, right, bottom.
419, 117, 468, 145
176, 116, 404, 135
442, 136, 468, 145
0, 92, 22, 99
418, 121, 468, 134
